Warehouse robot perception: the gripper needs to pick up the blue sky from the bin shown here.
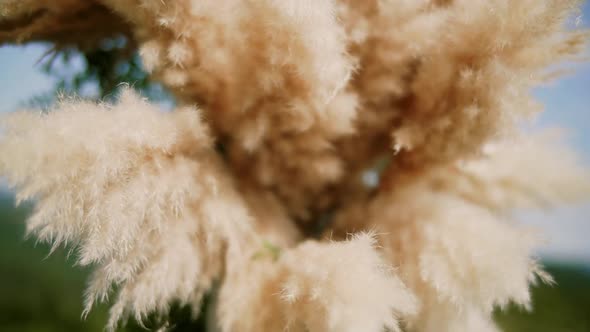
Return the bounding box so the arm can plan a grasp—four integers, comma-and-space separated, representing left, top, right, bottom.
0, 4, 589, 264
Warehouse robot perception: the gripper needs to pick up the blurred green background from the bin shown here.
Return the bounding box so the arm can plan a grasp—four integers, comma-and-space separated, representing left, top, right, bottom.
1, 193, 589, 332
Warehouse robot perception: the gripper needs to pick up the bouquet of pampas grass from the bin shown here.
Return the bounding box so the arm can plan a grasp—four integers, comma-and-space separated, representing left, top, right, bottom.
1, 1, 589, 331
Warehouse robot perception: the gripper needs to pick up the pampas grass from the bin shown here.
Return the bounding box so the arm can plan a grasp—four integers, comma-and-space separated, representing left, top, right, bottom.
1, 1, 589, 331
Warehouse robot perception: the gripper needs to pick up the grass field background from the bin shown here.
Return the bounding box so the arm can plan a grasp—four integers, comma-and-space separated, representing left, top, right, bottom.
1, 195, 589, 332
